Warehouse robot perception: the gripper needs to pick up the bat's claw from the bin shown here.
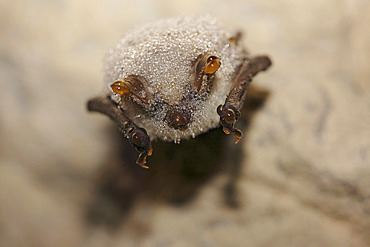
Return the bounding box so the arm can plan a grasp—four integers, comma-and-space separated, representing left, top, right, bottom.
136, 153, 149, 169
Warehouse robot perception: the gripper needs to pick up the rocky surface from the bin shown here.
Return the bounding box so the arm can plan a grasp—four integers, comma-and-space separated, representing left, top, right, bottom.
0, 0, 369, 246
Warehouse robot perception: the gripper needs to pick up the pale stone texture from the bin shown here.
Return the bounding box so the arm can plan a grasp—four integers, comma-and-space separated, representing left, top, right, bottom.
0, 0, 369, 247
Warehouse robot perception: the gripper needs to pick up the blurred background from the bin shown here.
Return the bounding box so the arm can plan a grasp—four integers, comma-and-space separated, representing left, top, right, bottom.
0, 0, 369, 246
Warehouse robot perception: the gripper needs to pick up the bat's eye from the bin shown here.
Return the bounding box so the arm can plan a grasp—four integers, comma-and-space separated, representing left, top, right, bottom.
224, 108, 236, 125
132, 131, 143, 147
110, 81, 131, 96
130, 128, 150, 153
204, 56, 220, 74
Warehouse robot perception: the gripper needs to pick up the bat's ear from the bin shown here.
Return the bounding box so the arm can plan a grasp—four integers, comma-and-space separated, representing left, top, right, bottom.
110, 75, 154, 107
192, 54, 221, 94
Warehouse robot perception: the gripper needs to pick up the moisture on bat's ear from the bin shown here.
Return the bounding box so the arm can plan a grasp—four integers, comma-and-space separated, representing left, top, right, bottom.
192, 54, 221, 96
110, 75, 154, 107
204, 56, 221, 74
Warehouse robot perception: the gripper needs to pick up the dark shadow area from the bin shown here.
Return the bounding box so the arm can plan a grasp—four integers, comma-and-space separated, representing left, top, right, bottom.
86, 86, 270, 229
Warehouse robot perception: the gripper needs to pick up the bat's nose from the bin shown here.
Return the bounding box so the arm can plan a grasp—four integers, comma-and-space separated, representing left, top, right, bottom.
165, 107, 191, 130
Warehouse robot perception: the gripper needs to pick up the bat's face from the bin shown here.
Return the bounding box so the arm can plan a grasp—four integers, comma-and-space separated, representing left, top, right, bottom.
104, 16, 245, 143
88, 15, 271, 167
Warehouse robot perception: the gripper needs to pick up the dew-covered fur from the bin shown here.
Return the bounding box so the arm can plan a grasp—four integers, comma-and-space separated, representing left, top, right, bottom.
104, 16, 246, 142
